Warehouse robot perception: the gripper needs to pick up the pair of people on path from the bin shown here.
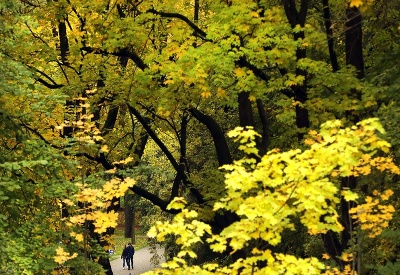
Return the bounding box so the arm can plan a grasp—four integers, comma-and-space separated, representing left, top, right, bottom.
121, 243, 135, 270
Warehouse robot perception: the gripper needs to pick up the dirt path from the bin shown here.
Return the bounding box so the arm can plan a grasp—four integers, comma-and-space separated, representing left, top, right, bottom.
111, 246, 165, 275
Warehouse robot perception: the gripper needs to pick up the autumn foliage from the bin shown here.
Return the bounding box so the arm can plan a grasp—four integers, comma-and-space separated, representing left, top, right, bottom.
1, 0, 399, 274
146, 118, 399, 274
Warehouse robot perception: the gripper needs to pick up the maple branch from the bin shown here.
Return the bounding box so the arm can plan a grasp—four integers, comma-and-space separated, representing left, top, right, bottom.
127, 105, 178, 170
118, 48, 148, 70
27, 65, 65, 89
80, 46, 148, 71
236, 57, 268, 82
130, 185, 180, 214
35, 78, 64, 89
127, 104, 204, 203
188, 108, 232, 166
101, 106, 119, 136
147, 8, 207, 38
20, 123, 63, 150
282, 0, 308, 27
236, 56, 295, 97
137, 102, 178, 133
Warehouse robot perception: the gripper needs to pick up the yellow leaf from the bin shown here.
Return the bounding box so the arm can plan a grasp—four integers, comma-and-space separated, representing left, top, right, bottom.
164, 79, 174, 85
322, 253, 331, 260
250, 11, 259, 18
100, 145, 109, 153
70, 232, 84, 242
217, 87, 226, 97
54, 247, 78, 264
234, 67, 246, 78
341, 189, 359, 201
201, 91, 211, 98
380, 189, 394, 201
249, 95, 256, 102
349, 0, 363, 7
167, 197, 187, 210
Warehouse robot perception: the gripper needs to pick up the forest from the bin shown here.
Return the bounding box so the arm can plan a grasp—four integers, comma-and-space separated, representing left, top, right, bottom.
0, 0, 399, 274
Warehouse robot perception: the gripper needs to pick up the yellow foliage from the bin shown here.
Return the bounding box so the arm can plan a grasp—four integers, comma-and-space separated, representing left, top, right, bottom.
201, 91, 212, 98
67, 177, 135, 233
234, 67, 247, 78
349, 0, 363, 7
349, 189, 395, 237
92, 210, 119, 234
54, 247, 78, 265
69, 232, 84, 242
145, 118, 399, 275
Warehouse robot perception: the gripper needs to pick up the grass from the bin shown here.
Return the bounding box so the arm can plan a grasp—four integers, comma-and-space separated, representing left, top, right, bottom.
110, 228, 148, 260
112, 228, 148, 252
109, 210, 148, 260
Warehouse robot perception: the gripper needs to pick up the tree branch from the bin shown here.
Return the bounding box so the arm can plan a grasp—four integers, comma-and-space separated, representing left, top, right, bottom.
101, 106, 119, 136
127, 104, 204, 203
147, 8, 207, 38
27, 65, 65, 89
188, 108, 232, 166
130, 185, 180, 214
21, 123, 63, 149
81, 47, 148, 71
35, 78, 64, 89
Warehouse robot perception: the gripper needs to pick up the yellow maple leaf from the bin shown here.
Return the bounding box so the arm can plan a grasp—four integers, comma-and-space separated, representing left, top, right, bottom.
54, 247, 78, 264
349, 0, 363, 7
100, 145, 109, 153
322, 253, 331, 260
201, 91, 211, 98
341, 189, 359, 201
216, 87, 226, 97
234, 67, 246, 78
70, 232, 84, 242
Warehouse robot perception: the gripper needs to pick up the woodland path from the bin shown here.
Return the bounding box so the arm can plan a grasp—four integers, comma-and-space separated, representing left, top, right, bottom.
111, 246, 165, 275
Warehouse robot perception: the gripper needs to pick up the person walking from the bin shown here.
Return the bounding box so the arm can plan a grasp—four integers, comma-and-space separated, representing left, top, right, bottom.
126, 242, 135, 270
121, 244, 128, 270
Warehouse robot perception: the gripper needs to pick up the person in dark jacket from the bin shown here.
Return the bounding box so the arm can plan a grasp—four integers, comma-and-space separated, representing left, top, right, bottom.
126, 243, 135, 270
121, 244, 128, 270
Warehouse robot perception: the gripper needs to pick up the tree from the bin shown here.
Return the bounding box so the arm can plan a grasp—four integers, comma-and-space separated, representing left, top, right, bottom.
1, 0, 399, 273
147, 118, 399, 274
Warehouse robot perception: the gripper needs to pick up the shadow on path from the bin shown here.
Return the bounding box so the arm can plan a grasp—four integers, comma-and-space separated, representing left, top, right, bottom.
111, 246, 165, 275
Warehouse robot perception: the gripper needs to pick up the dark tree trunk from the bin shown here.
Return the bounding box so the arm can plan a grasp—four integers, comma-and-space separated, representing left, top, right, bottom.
256, 99, 270, 156
125, 199, 134, 239
282, 0, 310, 137
238, 92, 255, 127
322, 231, 344, 267
189, 108, 233, 166
345, 7, 365, 79
101, 106, 119, 135
323, 5, 365, 269
58, 21, 69, 65
128, 105, 204, 203
341, 176, 358, 249
323, 0, 340, 72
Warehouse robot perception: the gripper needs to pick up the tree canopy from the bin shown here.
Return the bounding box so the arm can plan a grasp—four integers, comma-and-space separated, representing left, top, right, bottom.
0, 0, 399, 274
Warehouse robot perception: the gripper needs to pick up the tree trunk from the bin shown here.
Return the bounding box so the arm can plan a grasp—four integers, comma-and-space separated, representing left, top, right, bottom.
189, 108, 233, 166
323, 5, 365, 269
323, 0, 340, 72
282, 0, 310, 138
345, 7, 365, 79
238, 92, 255, 127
